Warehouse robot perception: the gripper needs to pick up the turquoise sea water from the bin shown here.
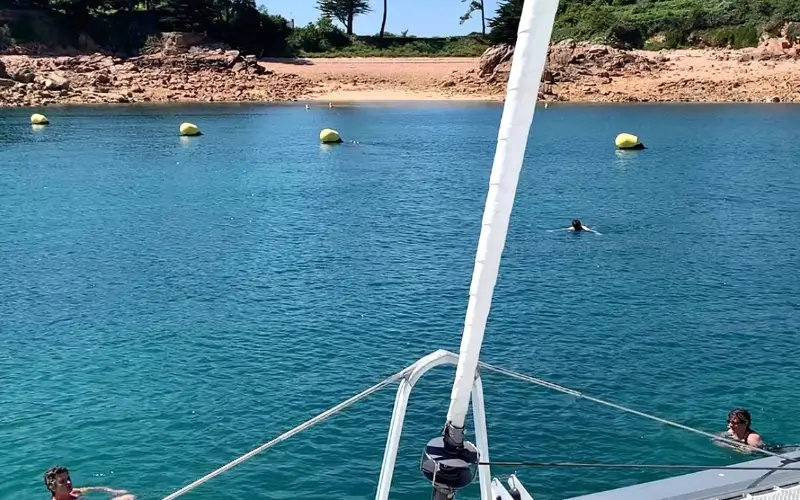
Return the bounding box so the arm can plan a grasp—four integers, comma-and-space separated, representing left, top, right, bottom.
2, 102, 799, 500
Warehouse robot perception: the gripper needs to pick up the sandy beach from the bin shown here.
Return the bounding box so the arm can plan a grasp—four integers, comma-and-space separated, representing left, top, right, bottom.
276, 46, 800, 103
261, 57, 499, 102
1, 41, 800, 106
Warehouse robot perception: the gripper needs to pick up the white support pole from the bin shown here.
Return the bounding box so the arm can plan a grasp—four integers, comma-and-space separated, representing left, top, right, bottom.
445, 0, 561, 431
375, 378, 413, 500
375, 350, 461, 500
472, 374, 493, 500
376, 351, 495, 500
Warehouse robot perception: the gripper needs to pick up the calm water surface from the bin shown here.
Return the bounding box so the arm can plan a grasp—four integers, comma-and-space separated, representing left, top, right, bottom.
1, 103, 799, 500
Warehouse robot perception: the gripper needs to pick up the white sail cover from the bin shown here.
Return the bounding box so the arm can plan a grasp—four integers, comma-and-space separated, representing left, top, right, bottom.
445, 0, 560, 429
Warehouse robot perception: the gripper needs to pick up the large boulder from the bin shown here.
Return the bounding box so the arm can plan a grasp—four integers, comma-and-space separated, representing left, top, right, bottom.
12, 68, 36, 83
478, 43, 514, 76
161, 32, 213, 55
42, 71, 70, 90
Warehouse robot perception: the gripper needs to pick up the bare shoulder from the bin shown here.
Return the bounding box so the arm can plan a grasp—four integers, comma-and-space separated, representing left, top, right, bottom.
747, 432, 764, 447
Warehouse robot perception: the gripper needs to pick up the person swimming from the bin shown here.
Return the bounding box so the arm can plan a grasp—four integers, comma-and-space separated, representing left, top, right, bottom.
546, 219, 601, 234
44, 466, 135, 500
568, 219, 595, 232
712, 408, 765, 452
725, 408, 764, 448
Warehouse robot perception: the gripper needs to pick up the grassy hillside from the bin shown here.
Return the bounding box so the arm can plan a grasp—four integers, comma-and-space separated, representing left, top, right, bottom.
550, 0, 798, 49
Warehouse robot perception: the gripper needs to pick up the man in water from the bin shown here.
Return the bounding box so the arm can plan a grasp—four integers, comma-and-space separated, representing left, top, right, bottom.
725, 408, 764, 449
44, 466, 135, 500
568, 219, 593, 232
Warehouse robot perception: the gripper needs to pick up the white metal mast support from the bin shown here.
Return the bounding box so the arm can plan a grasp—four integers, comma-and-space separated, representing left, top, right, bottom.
375, 350, 493, 500
419, 0, 560, 497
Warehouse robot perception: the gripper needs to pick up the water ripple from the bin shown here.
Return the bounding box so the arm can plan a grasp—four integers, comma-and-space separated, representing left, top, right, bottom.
1, 104, 799, 500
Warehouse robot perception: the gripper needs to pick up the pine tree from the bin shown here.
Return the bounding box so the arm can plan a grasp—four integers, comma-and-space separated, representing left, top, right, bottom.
487, 0, 522, 44
317, 0, 371, 35
160, 0, 220, 32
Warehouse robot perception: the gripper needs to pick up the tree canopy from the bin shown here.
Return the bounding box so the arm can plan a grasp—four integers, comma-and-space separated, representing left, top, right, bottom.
317, 0, 371, 35
0, 0, 796, 59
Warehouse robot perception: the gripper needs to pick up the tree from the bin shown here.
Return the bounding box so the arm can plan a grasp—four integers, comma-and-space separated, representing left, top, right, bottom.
218, 0, 256, 24
487, 0, 522, 44
317, 0, 371, 35
459, 0, 486, 35
160, 0, 221, 32
379, 0, 387, 37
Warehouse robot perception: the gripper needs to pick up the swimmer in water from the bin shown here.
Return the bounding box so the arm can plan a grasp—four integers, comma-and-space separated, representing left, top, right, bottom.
44, 466, 135, 500
725, 408, 764, 449
568, 219, 595, 233
712, 408, 765, 452
547, 219, 601, 234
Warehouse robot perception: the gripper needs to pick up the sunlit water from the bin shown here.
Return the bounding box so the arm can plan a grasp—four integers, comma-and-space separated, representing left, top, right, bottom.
1, 103, 799, 500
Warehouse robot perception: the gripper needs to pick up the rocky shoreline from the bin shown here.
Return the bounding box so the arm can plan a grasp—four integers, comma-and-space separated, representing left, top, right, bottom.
0, 47, 314, 107
476, 38, 800, 103
2, 35, 800, 106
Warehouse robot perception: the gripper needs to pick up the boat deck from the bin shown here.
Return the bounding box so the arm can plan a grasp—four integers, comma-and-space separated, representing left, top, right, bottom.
564, 450, 800, 500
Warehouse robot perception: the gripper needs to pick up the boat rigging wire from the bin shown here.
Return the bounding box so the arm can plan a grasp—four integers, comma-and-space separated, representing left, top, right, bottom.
161, 355, 796, 499
478, 461, 800, 471
477, 361, 794, 461
160, 369, 408, 500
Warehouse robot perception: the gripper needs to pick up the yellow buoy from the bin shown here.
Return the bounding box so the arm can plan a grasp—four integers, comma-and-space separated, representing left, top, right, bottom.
179, 122, 202, 136
30, 113, 49, 125
615, 133, 645, 150
320, 128, 342, 144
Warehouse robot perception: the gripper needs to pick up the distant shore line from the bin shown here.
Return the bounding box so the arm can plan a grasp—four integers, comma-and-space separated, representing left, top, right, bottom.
5, 98, 800, 109
3, 45, 800, 107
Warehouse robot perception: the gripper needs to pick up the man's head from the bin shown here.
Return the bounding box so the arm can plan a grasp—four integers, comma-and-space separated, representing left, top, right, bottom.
44, 466, 72, 499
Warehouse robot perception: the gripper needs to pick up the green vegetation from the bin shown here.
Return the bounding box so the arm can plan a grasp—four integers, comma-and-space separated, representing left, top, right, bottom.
317, 0, 371, 35
292, 25, 491, 57
0, 0, 796, 59
0, 0, 491, 57
492, 0, 798, 49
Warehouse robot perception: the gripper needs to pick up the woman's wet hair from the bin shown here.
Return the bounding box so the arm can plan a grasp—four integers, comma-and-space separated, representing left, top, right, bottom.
728, 408, 752, 428
571, 219, 581, 228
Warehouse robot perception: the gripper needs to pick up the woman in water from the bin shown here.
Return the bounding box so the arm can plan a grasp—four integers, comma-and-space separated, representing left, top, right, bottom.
722, 408, 764, 450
